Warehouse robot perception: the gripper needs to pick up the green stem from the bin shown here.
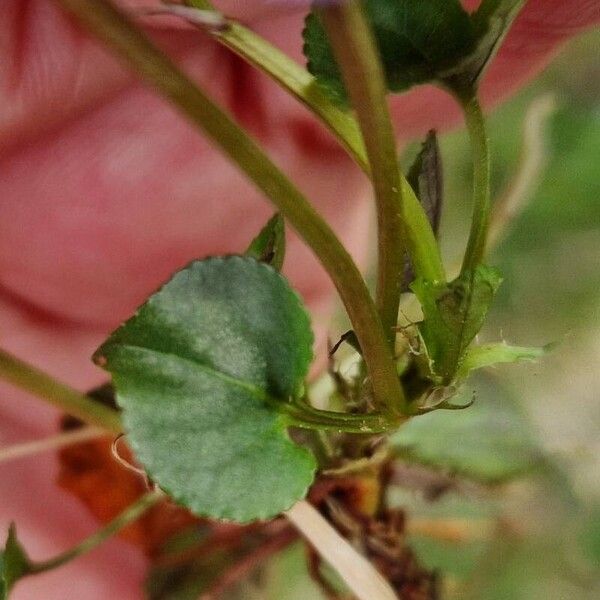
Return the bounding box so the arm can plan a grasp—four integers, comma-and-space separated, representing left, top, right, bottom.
460, 94, 491, 273
55, 0, 404, 417
317, 1, 405, 349
401, 178, 446, 282
186, 0, 368, 168
0, 349, 122, 433
29, 491, 162, 574
179, 2, 444, 285
281, 400, 398, 434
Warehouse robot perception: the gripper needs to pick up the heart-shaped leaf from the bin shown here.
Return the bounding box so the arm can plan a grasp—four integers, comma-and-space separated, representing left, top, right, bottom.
95, 257, 317, 522
1, 525, 31, 600
304, 0, 525, 103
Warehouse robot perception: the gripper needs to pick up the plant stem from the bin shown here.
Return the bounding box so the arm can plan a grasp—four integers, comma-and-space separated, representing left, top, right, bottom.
29, 490, 162, 574
281, 400, 397, 434
317, 1, 405, 348
0, 349, 122, 433
55, 0, 405, 417
0, 427, 107, 464
159, 1, 444, 285
184, 0, 368, 168
460, 94, 491, 273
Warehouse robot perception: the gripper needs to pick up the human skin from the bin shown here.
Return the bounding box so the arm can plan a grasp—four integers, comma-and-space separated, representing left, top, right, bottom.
0, 1, 598, 598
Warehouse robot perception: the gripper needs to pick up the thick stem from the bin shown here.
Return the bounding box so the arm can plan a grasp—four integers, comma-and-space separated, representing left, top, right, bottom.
55, 0, 404, 416
318, 1, 405, 349
460, 94, 491, 273
199, 528, 298, 599
0, 349, 122, 433
30, 490, 162, 574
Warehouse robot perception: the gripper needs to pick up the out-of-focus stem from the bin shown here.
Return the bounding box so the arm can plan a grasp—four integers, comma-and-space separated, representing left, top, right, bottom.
0, 349, 122, 433
488, 94, 557, 250
0, 427, 107, 464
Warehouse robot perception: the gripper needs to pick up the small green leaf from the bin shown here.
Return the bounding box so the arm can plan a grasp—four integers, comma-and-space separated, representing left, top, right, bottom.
95, 257, 317, 522
412, 265, 503, 383
457, 342, 551, 380
393, 380, 540, 483
245, 213, 286, 271
304, 0, 525, 102
1, 525, 31, 599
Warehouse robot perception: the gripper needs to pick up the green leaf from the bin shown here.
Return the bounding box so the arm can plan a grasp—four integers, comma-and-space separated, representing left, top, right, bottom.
95, 257, 317, 522
245, 213, 286, 271
303, 0, 525, 102
305, 0, 476, 103
457, 342, 551, 380
392, 379, 540, 483
1, 525, 31, 599
411, 265, 503, 383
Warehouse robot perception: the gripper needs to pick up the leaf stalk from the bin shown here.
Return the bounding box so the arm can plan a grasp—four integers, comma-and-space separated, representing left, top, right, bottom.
317, 0, 406, 351
0, 349, 122, 433
185, 0, 369, 168
459, 93, 491, 273
281, 400, 399, 434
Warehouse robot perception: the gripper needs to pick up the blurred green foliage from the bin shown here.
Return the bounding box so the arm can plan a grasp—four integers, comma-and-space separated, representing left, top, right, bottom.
392, 377, 541, 484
